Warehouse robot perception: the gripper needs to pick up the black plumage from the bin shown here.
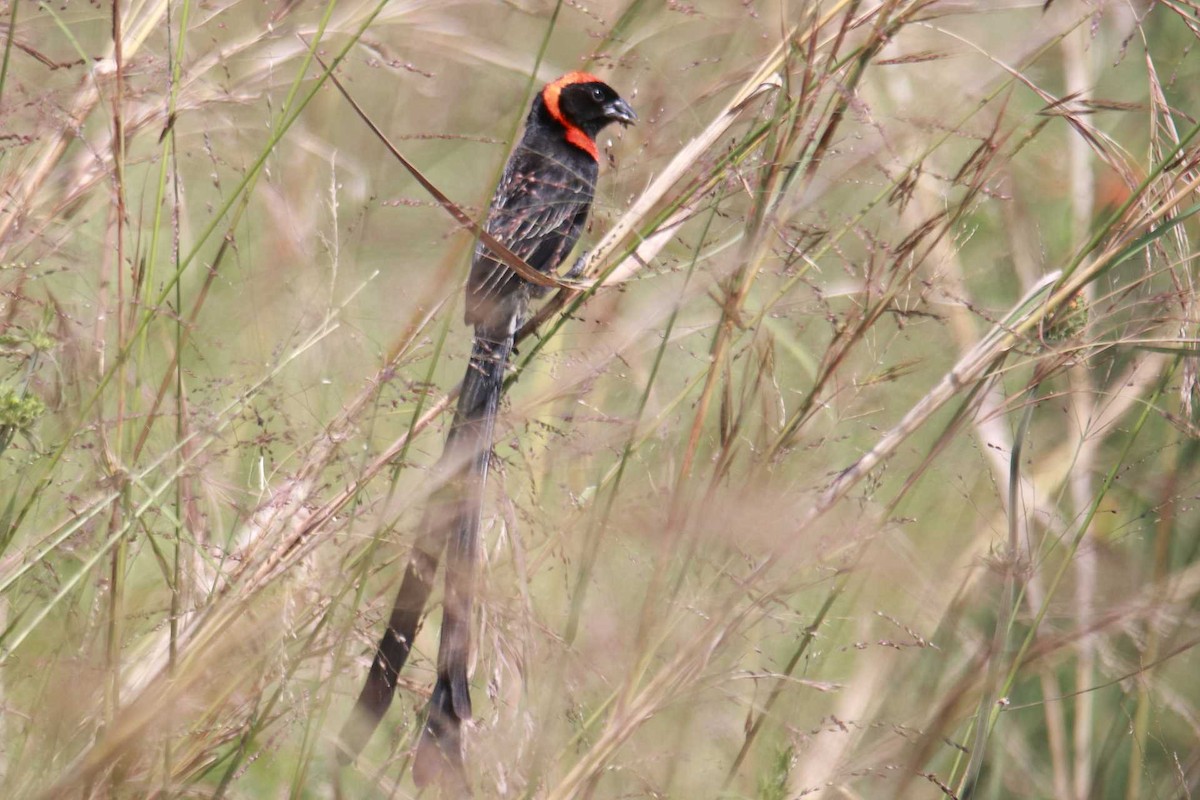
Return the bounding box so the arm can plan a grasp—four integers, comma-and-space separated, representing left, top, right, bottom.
339, 73, 635, 791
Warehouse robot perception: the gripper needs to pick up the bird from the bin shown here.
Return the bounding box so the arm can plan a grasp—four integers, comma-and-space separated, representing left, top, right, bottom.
338, 72, 637, 791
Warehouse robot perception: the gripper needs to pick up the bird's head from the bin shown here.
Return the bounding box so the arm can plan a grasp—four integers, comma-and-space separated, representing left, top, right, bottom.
541, 73, 636, 158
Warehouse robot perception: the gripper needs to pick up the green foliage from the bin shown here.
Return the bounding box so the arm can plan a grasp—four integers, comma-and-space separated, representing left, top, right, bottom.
0, 387, 43, 432
2, 1, 1200, 798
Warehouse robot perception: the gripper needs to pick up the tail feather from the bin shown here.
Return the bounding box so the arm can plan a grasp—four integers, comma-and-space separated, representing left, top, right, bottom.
337, 531, 439, 763
412, 680, 469, 792
338, 330, 511, 782
414, 332, 510, 785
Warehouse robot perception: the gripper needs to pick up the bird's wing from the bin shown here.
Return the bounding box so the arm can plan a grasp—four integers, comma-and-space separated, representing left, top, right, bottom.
466, 153, 593, 329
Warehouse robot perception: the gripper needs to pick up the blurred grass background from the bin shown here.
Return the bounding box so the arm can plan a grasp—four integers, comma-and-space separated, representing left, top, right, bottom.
4, 0, 1200, 797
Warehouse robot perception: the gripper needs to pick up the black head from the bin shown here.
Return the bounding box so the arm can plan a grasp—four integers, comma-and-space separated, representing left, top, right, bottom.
541, 73, 637, 150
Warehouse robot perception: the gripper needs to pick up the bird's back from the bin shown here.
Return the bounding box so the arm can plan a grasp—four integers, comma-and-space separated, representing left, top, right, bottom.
465, 102, 600, 335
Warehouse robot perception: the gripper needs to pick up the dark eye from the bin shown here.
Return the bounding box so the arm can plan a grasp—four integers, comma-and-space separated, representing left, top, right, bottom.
591, 87, 605, 101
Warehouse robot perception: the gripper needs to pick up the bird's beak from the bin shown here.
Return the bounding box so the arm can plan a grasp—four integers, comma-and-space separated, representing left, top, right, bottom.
603, 98, 638, 126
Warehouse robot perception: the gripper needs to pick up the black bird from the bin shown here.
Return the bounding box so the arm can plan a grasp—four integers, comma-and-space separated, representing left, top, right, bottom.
339, 72, 636, 790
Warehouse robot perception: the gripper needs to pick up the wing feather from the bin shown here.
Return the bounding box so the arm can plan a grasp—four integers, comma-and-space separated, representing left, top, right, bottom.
465, 147, 595, 330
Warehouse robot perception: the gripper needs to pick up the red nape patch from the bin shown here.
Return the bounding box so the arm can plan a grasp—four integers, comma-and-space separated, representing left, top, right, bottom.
565, 128, 599, 160
542, 72, 604, 161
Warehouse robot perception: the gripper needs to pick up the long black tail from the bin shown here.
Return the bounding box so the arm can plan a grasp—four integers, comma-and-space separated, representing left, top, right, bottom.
413, 331, 509, 789
338, 332, 512, 779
